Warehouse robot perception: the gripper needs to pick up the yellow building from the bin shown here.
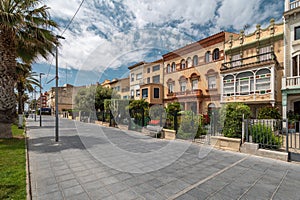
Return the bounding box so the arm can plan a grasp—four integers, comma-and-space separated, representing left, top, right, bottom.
221, 20, 284, 117
109, 77, 130, 99
163, 31, 237, 114
139, 59, 164, 105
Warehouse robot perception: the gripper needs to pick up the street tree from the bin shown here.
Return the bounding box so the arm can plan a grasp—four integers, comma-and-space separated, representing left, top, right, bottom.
0, 0, 58, 137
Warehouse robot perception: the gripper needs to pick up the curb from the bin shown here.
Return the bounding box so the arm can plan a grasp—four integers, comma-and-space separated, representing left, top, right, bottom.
25, 124, 32, 200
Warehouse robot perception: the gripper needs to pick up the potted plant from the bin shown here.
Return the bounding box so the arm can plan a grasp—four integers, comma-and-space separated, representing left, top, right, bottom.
287, 110, 299, 132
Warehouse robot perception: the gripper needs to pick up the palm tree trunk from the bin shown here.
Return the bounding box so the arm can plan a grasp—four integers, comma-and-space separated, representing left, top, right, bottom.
17, 83, 24, 115
0, 28, 17, 138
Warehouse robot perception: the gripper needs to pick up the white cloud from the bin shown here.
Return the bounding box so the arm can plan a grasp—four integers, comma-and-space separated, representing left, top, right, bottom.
40, 0, 283, 74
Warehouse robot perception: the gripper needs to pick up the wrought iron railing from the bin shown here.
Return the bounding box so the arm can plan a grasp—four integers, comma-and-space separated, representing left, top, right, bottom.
221, 52, 278, 71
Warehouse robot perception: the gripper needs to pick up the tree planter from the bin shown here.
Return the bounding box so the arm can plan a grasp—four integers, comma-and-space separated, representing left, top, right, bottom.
210, 136, 241, 152
162, 128, 176, 140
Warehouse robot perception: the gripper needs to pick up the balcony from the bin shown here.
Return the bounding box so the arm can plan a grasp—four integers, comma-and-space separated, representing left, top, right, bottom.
221, 52, 278, 72
290, 0, 300, 10
167, 89, 202, 98
283, 76, 300, 89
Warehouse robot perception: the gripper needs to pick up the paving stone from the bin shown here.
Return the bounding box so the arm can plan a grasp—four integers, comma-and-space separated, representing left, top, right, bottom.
106, 182, 129, 194
59, 179, 80, 189
63, 185, 85, 197
114, 189, 139, 200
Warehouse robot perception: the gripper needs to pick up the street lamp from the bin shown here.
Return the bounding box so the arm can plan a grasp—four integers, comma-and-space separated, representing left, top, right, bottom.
55, 35, 65, 142
39, 73, 45, 126
34, 86, 37, 121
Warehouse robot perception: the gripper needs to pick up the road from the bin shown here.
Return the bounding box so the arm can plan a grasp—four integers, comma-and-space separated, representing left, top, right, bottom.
27, 116, 300, 200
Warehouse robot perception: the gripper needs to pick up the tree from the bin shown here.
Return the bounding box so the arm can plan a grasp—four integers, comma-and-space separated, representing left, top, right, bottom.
74, 87, 96, 112
220, 102, 250, 138
16, 63, 39, 114
0, 0, 58, 138
257, 106, 281, 119
95, 85, 120, 111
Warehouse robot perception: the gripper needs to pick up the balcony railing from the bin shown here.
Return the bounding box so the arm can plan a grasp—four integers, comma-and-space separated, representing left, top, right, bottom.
167, 89, 202, 97
290, 0, 300, 10
221, 52, 278, 71
283, 76, 300, 88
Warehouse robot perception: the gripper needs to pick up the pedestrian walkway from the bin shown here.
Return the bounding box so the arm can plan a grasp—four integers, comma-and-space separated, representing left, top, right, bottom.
27, 116, 300, 200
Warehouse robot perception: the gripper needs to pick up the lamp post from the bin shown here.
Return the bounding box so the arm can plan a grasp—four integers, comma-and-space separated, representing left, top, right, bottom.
39, 73, 45, 126
55, 35, 65, 142
34, 86, 37, 121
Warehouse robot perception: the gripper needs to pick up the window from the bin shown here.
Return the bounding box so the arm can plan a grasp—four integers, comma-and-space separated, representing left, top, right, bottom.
147, 77, 150, 84
231, 54, 241, 67
223, 75, 234, 96
136, 89, 140, 97
171, 62, 176, 72
212, 48, 219, 61
293, 55, 300, 76
131, 73, 134, 82
180, 81, 186, 92
147, 68, 150, 73
295, 26, 300, 40
187, 57, 192, 68
142, 88, 148, 98
193, 55, 198, 66
181, 59, 186, 69
192, 79, 198, 90
208, 76, 216, 89
205, 51, 211, 63
255, 69, 271, 94
114, 86, 120, 91
167, 64, 171, 73
130, 90, 134, 98
154, 88, 159, 98
152, 65, 160, 72
152, 75, 160, 83
236, 71, 254, 95
259, 46, 271, 61
168, 83, 174, 93
136, 73, 142, 80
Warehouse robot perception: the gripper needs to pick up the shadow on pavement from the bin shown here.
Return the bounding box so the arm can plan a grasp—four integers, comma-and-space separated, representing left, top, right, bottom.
28, 135, 108, 153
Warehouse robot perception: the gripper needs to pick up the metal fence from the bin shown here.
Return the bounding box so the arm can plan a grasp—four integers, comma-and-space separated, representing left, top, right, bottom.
244, 119, 284, 150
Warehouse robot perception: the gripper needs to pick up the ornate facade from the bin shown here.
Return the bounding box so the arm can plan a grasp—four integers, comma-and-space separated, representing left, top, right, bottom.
221, 20, 284, 117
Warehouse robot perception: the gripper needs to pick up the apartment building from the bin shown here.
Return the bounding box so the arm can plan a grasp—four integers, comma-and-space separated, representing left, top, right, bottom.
139, 59, 164, 105
47, 84, 85, 113
128, 62, 146, 100
163, 31, 237, 114
221, 20, 284, 117
109, 77, 130, 99
282, 0, 300, 119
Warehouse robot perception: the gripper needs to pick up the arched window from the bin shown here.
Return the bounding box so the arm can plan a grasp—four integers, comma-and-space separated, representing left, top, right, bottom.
193, 55, 198, 66
223, 75, 234, 96
256, 68, 271, 93
166, 64, 171, 73
171, 62, 176, 72
167, 79, 175, 94
205, 51, 211, 63
181, 59, 186, 69
207, 70, 217, 89
236, 71, 254, 95
212, 48, 219, 61
186, 57, 192, 68
179, 76, 187, 92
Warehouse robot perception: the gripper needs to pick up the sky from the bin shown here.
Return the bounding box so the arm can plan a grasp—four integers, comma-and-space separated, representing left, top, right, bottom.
33, 0, 284, 92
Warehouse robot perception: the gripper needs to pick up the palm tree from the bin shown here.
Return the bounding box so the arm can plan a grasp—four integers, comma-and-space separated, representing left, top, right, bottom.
16, 62, 40, 115
0, 0, 58, 138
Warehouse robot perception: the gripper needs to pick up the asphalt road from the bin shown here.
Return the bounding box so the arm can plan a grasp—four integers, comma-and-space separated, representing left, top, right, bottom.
27, 116, 300, 200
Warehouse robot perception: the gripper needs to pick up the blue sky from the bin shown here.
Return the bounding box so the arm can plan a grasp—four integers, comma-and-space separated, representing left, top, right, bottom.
34, 0, 284, 92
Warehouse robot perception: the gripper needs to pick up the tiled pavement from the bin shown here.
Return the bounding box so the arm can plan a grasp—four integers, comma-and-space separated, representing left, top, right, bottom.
27, 116, 300, 200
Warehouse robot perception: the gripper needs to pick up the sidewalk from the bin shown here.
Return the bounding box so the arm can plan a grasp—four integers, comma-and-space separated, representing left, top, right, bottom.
27, 116, 300, 200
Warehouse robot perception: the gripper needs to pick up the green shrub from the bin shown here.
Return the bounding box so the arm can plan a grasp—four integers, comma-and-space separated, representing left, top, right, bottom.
220, 102, 250, 138
250, 123, 282, 149
177, 111, 207, 139
257, 106, 281, 119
